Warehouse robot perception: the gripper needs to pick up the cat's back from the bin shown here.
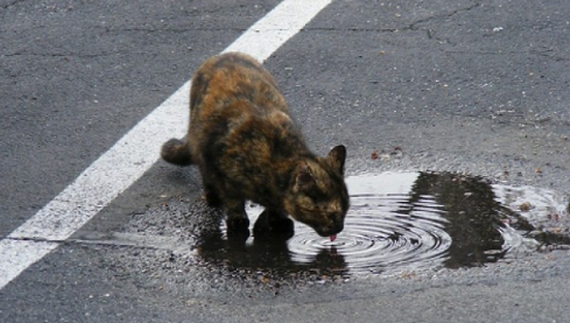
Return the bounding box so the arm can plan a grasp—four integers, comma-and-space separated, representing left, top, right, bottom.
190, 52, 289, 118
161, 52, 299, 167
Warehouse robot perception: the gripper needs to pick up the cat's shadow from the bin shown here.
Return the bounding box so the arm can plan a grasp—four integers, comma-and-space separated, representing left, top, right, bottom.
193, 219, 347, 277
184, 199, 348, 276
196, 231, 348, 277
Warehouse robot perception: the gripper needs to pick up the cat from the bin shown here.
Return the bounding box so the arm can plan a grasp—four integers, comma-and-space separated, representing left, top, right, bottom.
161, 52, 349, 241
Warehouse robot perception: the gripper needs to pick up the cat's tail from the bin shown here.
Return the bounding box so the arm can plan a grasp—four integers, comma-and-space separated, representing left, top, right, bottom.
161, 138, 193, 166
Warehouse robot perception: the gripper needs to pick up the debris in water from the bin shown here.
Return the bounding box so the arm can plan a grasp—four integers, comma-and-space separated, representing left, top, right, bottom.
519, 202, 532, 212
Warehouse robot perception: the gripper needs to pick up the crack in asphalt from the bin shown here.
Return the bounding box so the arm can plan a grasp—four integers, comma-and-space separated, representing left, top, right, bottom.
105, 27, 248, 33
304, 26, 399, 33
404, 2, 482, 44
5, 232, 191, 252
406, 2, 482, 31
2, 49, 143, 59
530, 48, 570, 62
0, 0, 26, 10
304, 2, 481, 36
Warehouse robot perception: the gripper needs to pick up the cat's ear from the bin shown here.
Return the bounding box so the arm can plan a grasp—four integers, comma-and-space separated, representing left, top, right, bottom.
327, 145, 346, 175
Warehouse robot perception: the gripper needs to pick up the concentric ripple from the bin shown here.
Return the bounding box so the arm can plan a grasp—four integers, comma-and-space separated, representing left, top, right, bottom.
197, 172, 568, 276
286, 193, 452, 273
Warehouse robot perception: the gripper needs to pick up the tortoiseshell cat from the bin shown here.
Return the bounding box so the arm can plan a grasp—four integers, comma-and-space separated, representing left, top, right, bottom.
161, 52, 348, 240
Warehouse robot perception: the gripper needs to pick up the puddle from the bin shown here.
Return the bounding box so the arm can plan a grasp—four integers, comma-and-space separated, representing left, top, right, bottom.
196, 172, 570, 276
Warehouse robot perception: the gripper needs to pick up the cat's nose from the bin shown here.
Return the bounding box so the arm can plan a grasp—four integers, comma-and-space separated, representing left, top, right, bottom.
316, 222, 343, 237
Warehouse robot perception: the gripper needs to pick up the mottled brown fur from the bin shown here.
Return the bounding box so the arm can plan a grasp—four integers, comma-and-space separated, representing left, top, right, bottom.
161, 52, 349, 238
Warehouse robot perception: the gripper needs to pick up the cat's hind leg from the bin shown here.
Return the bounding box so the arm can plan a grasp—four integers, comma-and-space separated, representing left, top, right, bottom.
224, 198, 250, 239
203, 182, 222, 207
198, 166, 224, 207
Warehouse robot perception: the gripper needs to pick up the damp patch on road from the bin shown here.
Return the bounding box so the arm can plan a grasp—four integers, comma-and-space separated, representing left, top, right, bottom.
194, 172, 569, 277
108, 171, 570, 280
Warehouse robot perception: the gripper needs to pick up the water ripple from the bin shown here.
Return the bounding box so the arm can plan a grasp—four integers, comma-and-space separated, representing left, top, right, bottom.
198, 172, 569, 276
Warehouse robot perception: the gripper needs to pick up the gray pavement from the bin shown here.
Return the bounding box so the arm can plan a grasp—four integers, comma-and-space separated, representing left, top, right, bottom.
1, 0, 570, 322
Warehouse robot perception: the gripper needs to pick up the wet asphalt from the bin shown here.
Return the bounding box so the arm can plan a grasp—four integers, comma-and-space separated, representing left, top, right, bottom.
2, 0, 570, 322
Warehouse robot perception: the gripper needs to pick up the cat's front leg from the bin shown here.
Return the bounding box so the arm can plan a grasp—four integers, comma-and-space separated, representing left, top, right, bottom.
225, 198, 250, 238
203, 183, 222, 207
253, 208, 294, 240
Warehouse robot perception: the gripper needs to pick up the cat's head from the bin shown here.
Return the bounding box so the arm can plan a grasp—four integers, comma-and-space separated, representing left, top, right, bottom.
284, 145, 349, 238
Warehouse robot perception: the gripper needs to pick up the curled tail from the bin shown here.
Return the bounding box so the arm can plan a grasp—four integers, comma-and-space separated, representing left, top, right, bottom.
161, 138, 193, 166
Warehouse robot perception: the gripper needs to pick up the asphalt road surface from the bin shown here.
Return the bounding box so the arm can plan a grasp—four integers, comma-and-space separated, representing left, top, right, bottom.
1, 0, 570, 322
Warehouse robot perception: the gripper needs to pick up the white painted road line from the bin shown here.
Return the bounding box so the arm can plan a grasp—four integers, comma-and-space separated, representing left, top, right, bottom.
0, 240, 59, 288
0, 0, 333, 290
223, 0, 332, 61
7, 81, 191, 242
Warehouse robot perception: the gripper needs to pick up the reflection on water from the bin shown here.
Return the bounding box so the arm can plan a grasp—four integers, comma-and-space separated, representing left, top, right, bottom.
409, 172, 512, 269
195, 172, 569, 276
197, 230, 349, 277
